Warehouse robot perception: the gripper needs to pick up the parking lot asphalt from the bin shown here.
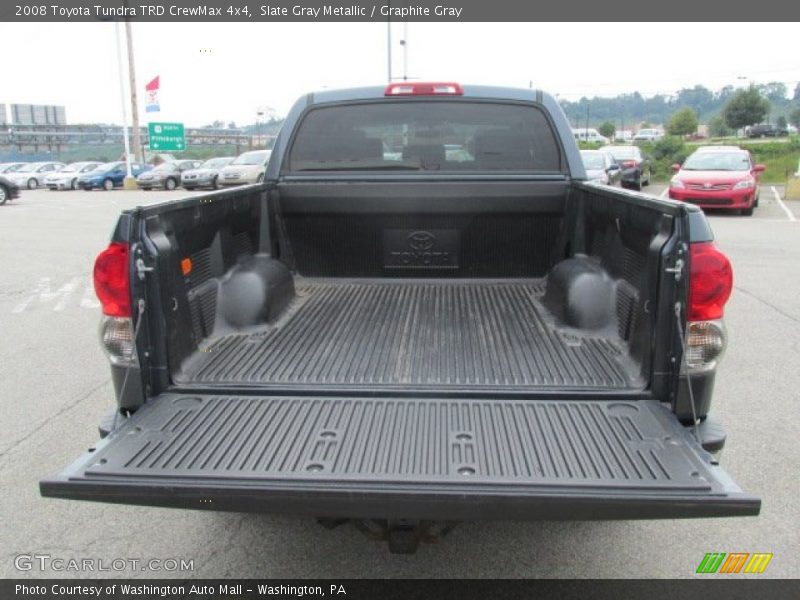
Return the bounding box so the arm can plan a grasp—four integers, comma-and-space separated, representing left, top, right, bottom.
1, 186, 798, 578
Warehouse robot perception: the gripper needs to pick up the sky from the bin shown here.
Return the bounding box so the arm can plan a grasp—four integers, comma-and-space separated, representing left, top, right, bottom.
1, 22, 799, 127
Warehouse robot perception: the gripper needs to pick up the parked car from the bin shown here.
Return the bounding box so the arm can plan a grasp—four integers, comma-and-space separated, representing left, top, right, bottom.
136, 160, 203, 190
5, 161, 65, 189
633, 128, 663, 142
613, 130, 633, 142
78, 161, 150, 191
218, 150, 272, 186
0, 162, 27, 174
600, 145, 651, 190
43, 82, 758, 554
180, 157, 235, 190
746, 124, 785, 138
44, 162, 102, 191
572, 128, 610, 145
669, 146, 764, 216
0, 175, 21, 205
580, 149, 621, 185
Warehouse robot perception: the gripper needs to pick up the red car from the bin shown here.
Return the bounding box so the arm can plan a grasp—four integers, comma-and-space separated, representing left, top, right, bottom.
669, 146, 765, 216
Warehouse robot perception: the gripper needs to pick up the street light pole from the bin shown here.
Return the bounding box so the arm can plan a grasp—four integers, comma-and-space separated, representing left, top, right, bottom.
401, 21, 408, 81
125, 19, 143, 164
386, 3, 392, 82
114, 22, 133, 184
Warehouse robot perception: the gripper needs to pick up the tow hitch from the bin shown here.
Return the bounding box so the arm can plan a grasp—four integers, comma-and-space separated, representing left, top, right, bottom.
317, 518, 459, 554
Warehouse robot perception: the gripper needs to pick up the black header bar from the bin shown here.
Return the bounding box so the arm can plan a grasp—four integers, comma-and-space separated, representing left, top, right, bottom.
2, 0, 799, 22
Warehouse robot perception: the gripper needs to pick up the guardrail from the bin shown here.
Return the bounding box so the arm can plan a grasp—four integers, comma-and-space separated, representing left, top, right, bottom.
0, 124, 275, 153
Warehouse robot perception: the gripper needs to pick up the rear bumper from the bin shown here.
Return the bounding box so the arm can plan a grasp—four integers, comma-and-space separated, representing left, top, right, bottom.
40, 395, 760, 520
621, 167, 642, 182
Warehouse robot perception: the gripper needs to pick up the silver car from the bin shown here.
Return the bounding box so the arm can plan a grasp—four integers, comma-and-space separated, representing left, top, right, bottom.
45, 162, 102, 191
0, 162, 27, 174
218, 150, 272, 186
181, 156, 235, 190
580, 150, 622, 185
136, 160, 203, 190
5, 162, 65, 189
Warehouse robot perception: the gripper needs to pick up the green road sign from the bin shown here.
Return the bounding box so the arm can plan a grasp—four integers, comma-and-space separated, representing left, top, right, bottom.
148, 122, 186, 151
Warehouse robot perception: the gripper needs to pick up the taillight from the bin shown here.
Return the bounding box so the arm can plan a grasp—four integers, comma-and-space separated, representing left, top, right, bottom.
688, 242, 733, 321
685, 242, 733, 372
94, 242, 131, 317
384, 82, 464, 96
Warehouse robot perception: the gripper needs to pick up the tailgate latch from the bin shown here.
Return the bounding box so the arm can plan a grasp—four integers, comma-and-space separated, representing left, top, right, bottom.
665, 258, 685, 281
135, 258, 154, 281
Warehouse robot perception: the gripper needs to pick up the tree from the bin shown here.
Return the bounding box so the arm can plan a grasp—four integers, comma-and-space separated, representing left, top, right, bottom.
598, 121, 616, 139
722, 87, 770, 129
794, 83, 800, 102
776, 116, 788, 130
667, 108, 699, 136
708, 115, 731, 138
759, 82, 788, 104
789, 107, 800, 128
675, 85, 714, 115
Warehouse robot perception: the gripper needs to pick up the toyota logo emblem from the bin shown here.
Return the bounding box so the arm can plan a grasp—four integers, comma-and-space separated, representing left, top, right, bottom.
407, 231, 436, 251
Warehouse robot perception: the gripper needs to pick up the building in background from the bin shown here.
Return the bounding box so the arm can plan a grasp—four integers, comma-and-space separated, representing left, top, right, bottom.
10, 104, 67, 126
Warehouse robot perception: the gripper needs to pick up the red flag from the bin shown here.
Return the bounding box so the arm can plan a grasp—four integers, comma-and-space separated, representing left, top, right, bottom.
145, 76, 160, 91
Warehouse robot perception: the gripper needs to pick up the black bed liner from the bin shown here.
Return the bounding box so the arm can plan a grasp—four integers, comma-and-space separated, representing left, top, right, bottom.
178, 279, 640, 390
41, 394, 759, 519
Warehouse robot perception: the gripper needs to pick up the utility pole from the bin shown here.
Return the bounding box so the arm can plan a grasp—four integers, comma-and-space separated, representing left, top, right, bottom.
114, 22, 135, 188
125, 19, 143, 164
401, 21, 408, 81
386, 4, 392, 82
586, 103, 590, 135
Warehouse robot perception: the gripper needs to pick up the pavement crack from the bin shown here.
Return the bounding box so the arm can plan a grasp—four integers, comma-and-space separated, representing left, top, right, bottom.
734, 286, 800, 325
0, 380, 108, 463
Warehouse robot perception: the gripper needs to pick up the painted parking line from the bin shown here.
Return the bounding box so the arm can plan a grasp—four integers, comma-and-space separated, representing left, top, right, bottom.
660, 187, 669, 198
771, 186, 797, 222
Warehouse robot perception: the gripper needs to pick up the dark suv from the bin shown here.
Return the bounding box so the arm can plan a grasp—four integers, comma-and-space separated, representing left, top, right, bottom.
746, 123, 786, 138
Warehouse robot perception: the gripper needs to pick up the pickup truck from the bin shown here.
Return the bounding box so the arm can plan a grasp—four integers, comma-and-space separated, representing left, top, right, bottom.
41, 82, 760, 553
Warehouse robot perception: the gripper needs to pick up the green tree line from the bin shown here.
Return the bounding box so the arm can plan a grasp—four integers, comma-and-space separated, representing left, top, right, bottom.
560, 82, 800, 127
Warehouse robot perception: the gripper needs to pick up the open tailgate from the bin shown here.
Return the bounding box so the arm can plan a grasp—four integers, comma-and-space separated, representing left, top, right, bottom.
41, 394, 760, 520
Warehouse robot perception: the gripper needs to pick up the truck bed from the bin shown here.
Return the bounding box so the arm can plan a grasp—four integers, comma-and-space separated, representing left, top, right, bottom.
177, 278, 640, 391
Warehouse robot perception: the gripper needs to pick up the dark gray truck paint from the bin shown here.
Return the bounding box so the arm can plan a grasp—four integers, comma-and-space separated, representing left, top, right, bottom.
41, 85, 759, 529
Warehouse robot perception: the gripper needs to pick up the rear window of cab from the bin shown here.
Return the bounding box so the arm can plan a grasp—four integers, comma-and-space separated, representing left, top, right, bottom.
288, 101, 564, 174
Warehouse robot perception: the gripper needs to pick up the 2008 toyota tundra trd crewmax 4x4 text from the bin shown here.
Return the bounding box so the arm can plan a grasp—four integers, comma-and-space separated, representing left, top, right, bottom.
41, 82, 759, 553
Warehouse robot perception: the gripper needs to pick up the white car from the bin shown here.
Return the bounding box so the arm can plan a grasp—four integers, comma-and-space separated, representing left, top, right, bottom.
5, 162, 65, 189
218, 150, 272, 186
44, 162, 102, 190
633, 128, 664, 142
614, 130, 633, 142
572, 128, 610, 145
